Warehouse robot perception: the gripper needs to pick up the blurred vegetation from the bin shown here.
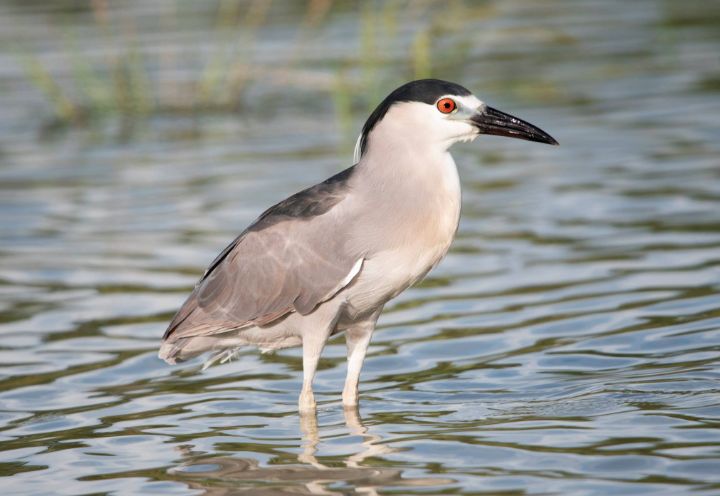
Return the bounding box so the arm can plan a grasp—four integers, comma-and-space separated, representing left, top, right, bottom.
15, 0, 487, 137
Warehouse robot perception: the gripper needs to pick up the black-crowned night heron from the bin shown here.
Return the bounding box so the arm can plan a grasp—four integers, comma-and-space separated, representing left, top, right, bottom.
159, 79, 558, 411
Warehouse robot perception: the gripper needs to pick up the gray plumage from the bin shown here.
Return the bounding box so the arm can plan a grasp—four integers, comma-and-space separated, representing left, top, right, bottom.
162, 167, 358, 344
159, 79, 557, 410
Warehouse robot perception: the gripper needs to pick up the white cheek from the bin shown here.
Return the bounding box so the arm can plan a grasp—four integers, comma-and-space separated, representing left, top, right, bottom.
442, 118, 476, 142
370, 100, 479, 150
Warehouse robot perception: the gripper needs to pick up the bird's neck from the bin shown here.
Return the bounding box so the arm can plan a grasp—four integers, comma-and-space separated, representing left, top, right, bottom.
355, 137, 462, 252
353, 137, 462, 260
359, 137, 460, 200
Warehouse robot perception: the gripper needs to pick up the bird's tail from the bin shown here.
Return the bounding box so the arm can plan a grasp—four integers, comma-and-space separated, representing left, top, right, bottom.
158, 338, 190, 364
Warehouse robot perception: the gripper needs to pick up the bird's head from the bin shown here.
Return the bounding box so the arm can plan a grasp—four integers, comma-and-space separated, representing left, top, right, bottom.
354, 79, 558, 163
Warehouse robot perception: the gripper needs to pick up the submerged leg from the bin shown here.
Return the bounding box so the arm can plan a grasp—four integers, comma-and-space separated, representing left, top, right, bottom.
342, 310, 381, 407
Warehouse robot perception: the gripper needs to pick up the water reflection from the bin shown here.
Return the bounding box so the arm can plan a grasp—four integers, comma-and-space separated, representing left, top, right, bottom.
171, 408, 451, 495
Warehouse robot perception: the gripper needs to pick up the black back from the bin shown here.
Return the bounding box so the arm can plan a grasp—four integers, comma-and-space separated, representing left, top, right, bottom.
250, 165, 355, 230
357, 79, 471, 159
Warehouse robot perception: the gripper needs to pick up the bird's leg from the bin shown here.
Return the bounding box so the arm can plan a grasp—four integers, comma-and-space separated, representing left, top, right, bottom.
299, 326, 331, 412
342, 329, 371, 406
342, 314, 379, 407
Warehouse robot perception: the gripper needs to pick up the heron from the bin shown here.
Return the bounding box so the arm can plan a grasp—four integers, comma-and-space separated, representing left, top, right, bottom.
159, 79, 558, 411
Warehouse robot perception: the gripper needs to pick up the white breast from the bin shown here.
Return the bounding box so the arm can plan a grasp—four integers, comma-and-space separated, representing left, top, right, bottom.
344, 152, 461, 317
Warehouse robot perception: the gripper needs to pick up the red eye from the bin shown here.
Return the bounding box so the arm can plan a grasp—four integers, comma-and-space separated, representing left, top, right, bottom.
436, 98, 456, 114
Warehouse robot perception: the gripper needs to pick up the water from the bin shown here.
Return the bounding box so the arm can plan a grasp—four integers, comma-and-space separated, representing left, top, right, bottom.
1, 1, 720, 494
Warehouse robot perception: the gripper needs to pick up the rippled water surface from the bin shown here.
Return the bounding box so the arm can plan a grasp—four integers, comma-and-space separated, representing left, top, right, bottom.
1, 1, 720, 494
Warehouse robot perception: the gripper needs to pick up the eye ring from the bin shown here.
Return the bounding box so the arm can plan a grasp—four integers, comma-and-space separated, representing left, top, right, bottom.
436, 98, 457, 114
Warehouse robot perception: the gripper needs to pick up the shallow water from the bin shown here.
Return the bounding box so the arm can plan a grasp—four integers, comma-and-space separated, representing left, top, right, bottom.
1, 1, 720, 494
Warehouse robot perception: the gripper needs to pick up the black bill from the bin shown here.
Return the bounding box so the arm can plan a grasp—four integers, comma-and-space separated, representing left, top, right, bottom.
471, 106, 558, 145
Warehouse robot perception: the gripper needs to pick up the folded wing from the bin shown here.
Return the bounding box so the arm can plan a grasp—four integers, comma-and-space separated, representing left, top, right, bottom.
163, 166, 362, 341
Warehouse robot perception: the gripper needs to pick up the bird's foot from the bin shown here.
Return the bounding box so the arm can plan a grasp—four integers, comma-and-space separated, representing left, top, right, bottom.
342, 387, 359, 408
298, 389, 316, 412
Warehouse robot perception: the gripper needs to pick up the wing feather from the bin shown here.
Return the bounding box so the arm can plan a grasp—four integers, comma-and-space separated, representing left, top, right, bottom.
163, 166, 362, 341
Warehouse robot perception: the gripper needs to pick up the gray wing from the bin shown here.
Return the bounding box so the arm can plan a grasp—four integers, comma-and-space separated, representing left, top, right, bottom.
163, 166, 363, 341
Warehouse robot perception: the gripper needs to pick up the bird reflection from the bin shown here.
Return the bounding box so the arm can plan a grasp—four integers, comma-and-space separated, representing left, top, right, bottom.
169, 406, 451, 495
298, 406, 395, 470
